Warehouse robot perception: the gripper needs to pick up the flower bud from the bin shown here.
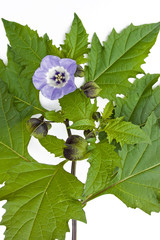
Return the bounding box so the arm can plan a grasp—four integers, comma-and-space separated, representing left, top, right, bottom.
74, 65, 84, 77
46, 121, 52, 130
32, 122, 48, 139
26, 116, 50, 139
84, 129, 95, 139
81, 81, 101, 98
92, 112, 101, 121
63, 135, 88, 161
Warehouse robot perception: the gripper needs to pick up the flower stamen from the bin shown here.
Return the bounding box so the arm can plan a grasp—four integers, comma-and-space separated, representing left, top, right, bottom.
51, 71, 66, 84
46, 67, 69, 88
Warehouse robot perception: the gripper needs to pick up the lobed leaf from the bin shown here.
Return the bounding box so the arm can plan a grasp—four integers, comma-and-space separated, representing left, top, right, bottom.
115, 74, 160, 125
106, 113, 160, 214
104, 117, 150, 146
61, 13, 89, 64
84, 113, 160, 214
86, 22, 160, 99
2, 19, 47, 67
0, 162, 86, 240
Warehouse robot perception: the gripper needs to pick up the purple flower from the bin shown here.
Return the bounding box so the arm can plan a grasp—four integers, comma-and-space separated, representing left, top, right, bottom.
32, 56, 77, 100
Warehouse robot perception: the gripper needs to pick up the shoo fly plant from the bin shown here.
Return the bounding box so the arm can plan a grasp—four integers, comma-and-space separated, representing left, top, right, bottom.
0, 13, 160, 240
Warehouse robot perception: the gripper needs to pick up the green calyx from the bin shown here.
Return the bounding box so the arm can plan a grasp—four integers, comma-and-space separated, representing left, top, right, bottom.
63, 135, 88, 161
84, 129, 95, 139
92, 112, 101, 121
74, 65, 84, 77
81, 81, 101, 98
26, 116, 51, 139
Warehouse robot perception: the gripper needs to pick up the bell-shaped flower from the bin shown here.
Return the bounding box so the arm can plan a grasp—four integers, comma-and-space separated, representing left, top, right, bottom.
32, 55, 77, 100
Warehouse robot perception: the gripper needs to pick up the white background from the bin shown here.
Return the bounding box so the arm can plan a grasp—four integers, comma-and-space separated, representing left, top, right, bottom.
0, 0, 160, 239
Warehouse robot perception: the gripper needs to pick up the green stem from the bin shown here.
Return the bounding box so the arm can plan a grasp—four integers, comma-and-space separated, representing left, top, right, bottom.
64, 119, 72, 137
64, 119, 77, 240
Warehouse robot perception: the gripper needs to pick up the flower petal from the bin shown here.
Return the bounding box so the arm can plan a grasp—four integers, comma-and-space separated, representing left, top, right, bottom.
61, 79, 76, 95
33, 67, 47, 78
41, 85, 63, 100
40, 55, 60, 70
32, 68, 47, 90
40, 85, 55, 99
33, 78, 47, 90
59, 58, 77, 75
51, 88, 63, 100
68, 75, 75, 83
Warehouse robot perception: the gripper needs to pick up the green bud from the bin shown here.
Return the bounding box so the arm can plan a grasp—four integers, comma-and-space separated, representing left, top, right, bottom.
92, 112, 101, 121
81, 81, 101, 98
63, 135, 88, 161
84, 129, 92, 138
26, 116, 51, 139
32, 122, 48, 139
26, 118, 41, 135
74, 65, 84, 77
84, 129, 95, 139
46, 121, 52, 130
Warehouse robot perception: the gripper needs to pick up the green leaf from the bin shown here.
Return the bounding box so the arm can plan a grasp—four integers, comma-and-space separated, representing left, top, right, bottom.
104, 117, 150, 146
83, 114, 160, 214
0, 161, 86, 240
0, 47, 44, 118
115, 74, 160, 125
69, 119, 95, 130
0, 59, 5, 75
105, 113, 160, 214
59, 89, 97, 122
98, 131, 108, 142
44, 33, 65, 58
2, 19, 48, 67
86, 22, 160, 99
61, 13, 89, 64
102, 101, 114, 119
44, 110, 65, 123
0, 79, 33, 183
83, 141, 121, 197
39, 135, 65, 157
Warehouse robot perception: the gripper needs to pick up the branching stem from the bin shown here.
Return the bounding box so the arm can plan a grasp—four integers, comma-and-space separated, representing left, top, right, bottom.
64, 119, 72, 137
64, 119, 77, 240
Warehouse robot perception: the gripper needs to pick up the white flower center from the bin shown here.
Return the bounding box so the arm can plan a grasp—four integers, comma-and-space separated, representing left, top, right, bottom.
46, 66, 69, 88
